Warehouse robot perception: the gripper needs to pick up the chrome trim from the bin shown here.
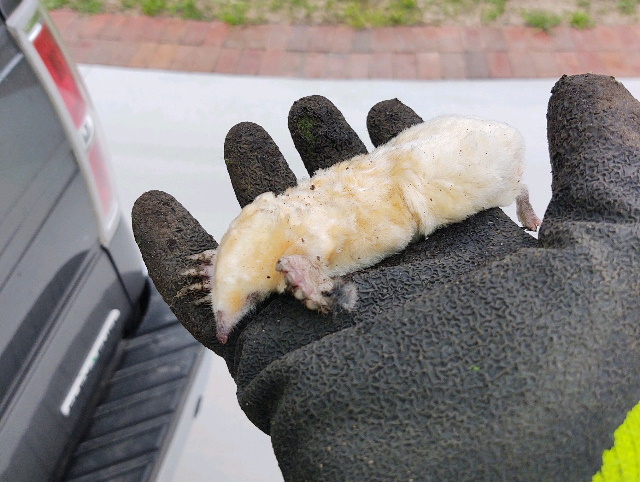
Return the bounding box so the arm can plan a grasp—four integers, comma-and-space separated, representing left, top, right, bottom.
60, 309, 120, 417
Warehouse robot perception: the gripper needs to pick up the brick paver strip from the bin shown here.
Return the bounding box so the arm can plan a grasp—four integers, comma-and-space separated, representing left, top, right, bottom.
394, 52, 418, 79
325, 54, 349, 78
237, 48, 263, 75
258, 50, 285, 76
486, 51, 512, 78
50, 9, 640, 79
346, 53, 370, 79
303, 52, 325, 78
554, 51, 583, 76
97, 14, 127, 41
441, 52, 466, 79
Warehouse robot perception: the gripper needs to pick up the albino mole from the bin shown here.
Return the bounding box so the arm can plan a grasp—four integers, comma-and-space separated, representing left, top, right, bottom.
180, 115, 541, 343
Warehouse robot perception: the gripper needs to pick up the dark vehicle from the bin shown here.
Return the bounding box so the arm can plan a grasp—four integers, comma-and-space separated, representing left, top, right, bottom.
0, 0, 209, 480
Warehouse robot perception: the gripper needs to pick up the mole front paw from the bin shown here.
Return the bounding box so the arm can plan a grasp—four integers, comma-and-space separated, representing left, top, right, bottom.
176, 249, 217, 304
276, 255, 334, 312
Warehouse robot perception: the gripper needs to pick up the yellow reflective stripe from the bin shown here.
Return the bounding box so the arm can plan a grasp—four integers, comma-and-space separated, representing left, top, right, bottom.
593, 401, 640, 481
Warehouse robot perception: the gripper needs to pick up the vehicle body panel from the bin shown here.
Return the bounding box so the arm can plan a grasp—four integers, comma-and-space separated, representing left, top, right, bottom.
0, 4, 208, 480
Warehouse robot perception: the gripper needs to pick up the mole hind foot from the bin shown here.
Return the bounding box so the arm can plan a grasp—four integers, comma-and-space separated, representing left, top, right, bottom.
176, 249, 217, 302
516, 186, 542, 232
276, 255, 336, 312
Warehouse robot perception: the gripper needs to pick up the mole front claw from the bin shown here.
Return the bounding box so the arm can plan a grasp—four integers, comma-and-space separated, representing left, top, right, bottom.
176, 249, 217, 301
194, 293, 213, 305
176, 280, 212, 298
187, 249, 218, 264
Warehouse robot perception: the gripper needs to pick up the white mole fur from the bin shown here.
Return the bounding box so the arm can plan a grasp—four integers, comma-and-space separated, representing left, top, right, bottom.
183, 115, 542, 343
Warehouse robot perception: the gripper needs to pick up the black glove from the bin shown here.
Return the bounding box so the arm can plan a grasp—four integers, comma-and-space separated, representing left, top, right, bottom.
132, 74, 640, 480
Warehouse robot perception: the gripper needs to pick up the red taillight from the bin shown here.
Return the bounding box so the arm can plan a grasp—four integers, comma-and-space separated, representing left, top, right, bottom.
32, 22, 86, 128
28, 14, 118, 239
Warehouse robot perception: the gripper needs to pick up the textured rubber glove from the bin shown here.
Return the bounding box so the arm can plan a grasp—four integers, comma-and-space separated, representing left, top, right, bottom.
132, 74, 639, 480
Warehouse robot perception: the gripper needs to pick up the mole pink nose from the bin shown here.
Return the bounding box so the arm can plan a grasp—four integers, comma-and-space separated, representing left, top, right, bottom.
215, 311, 233, 344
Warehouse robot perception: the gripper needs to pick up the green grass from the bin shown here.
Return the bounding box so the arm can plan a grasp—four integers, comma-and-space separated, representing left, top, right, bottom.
45, 0, 630, 28
218, 1, 250, 25
618, 0, 639, 14
169, 0, 203, 20
138, 0, 207, 19
46, 0, 103, 13
570, 10, 594, 28
141, 0, 166, 16
270, 0, 318, 23
341, 0, 421, 28
522, 9, 562, 32
481, 0, 507, 23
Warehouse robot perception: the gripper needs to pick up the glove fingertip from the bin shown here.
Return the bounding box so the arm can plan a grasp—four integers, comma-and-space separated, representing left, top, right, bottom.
224, 122, 297, 207
132, 190, 222, 353
545, 74, 640, 228
288, 95, 368, 175
367, 99, 424, 147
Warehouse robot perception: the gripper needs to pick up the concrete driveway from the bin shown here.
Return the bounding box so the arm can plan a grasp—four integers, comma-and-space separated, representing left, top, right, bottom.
80, 65, 640, 481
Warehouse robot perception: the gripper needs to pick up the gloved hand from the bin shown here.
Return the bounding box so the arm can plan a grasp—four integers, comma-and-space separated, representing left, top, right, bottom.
131, 74, 640, 480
